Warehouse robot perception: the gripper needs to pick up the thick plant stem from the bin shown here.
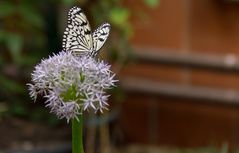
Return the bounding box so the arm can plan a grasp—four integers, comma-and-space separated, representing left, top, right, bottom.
72, 114, 84, 153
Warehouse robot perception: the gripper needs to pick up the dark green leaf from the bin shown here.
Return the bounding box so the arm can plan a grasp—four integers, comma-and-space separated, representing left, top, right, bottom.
5, 33, 23, 60
18, 4, 45, 28
143, 0, 160, 8
0, 30, 7, 42
10, 102, 28, 116
0, 75, 25, 94
47, 115, 60, 126
16, 54, 40, 66
0, 2, 15, 17
62, 0, 76, 5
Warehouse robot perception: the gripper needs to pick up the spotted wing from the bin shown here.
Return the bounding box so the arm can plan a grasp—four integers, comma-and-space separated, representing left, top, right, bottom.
91, 23, 111, 56
62, 6, 93, 56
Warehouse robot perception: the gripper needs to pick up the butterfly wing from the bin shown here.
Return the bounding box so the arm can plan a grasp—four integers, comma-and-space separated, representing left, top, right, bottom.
91, 23, 111, 56
62, 6, 93, 55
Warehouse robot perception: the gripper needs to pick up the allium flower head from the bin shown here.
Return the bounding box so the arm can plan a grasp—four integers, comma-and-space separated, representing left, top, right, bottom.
27, 51, 117, 122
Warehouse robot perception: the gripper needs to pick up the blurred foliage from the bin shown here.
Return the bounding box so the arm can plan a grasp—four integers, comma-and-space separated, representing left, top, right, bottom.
173, 144, 230, 153
144, 0, 160, 8
0, 0, 159, 124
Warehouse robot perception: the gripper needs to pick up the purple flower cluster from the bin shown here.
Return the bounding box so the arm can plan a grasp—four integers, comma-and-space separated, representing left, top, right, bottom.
27, 51, 117, 122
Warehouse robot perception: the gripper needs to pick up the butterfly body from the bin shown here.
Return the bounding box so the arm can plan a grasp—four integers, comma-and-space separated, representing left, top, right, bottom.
62, 6, 111, 57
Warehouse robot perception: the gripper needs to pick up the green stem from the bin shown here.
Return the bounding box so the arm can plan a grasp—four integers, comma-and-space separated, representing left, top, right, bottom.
72, 114, 84, 153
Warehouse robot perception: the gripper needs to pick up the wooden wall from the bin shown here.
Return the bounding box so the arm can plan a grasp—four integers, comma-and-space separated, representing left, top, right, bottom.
118, 0, 239, 149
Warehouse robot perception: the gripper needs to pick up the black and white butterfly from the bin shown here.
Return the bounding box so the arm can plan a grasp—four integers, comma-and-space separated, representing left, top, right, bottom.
62, 6, 111, 57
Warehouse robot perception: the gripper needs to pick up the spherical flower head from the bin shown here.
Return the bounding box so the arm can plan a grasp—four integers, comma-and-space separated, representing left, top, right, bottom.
27, 51, 117, 122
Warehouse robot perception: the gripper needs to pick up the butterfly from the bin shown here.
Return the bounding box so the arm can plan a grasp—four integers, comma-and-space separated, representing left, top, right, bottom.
62, 6, 111, 57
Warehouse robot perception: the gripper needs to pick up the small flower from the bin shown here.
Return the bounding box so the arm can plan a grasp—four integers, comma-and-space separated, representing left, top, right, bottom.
27, 51, 117, 122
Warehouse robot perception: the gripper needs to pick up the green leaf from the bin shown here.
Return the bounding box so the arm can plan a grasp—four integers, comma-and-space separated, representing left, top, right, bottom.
0, 2, 15, 17
15, 54, 40, 66
0, 30, 7, 42
18, 4, 45, 28
5, 33, 23, 60
61, 0, 77, 5
10, 102, 28, 117
0, 75, 25, 94
30, 108, 46, 121
47, 115, 60, 126
109, 7, 129, 27
143, 0, 160, 8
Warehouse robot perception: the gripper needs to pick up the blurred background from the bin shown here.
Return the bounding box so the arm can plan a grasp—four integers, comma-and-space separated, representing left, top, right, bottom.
1, 0, 239, 153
